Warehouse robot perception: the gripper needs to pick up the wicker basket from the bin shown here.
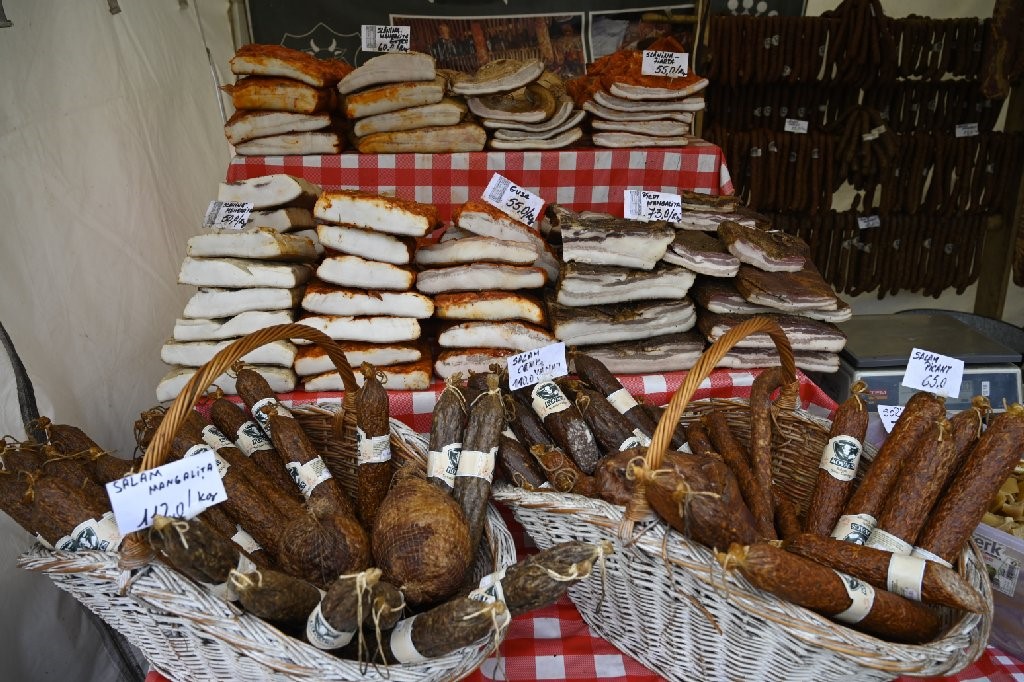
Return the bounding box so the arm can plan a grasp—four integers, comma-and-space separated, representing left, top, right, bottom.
19, 324, 516, 682
493, 316, 993, 682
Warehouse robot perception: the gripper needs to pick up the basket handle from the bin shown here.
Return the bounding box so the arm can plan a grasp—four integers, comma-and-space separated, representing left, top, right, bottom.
142, 323, 358, 472
623, 315, 796, 527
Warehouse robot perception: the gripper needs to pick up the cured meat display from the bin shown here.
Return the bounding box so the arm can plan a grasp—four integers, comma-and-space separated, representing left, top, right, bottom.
472, 69, 585, 150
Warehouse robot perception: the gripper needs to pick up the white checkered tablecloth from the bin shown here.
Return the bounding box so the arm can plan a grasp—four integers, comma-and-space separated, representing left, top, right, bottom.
227, 143, 735, 221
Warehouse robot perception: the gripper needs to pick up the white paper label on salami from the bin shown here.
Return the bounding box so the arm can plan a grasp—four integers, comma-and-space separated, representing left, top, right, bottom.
483, 173, 544, 226
632, 428, 653, 447
456, 448, 497, 482
618, 435, 644, 451
531, 381, 571, 419
231, 526, 261, 554
887, 553, 927, 601
955, 122, 980, 138
361, 24, 411, 53
832, 513, 876, 545
185, 444, 230, 479
911, 545, 953, 568
469, 567, 507, 605
201, 425, 236, 452
427, 442, 461, 488
606, 388, 639, 415
819, 435, 862, 482
833, 572, 875, 625
624, 189, 683, 223
902, 348, 965, 399
877, 405, 904, 433
641, 49, 688, 77
251, 397, 291, 433
356, 427, 392, 465
234, 420, 273, 455
508, 342, 568, 390
390, 616, 427, 664
783, 118, 809, 134
203, 201, 252, 230
866, 528, 913, 555
58, 512, 122, 552
857, 215, 881, 230
285, 456, 333, 499
307, 602, 356, 650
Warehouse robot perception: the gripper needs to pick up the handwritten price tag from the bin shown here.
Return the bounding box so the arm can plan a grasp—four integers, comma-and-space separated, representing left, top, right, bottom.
203, 201, 252, 230
105, 449, 227, 532
955, 122, 979, 138
483, 173, 544, 225
784, 118, 809, 134
361, 25, 410, 52
641, 50, 689, 78
624, 189, 683, 223
902, 348, 965, 398
857, 215, 881, 229
877, 405, 904, 434
508, 342, 568, 391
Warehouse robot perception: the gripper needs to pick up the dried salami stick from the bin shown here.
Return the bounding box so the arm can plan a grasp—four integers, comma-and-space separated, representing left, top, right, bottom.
209, 398, 298, 500
784, 533, 985, 613
38, 443, 109, 513
914, 404, 1024, 566
833, 390, 945, 544
639, 402, 690, 451
149, 514, 257, 601
497, 430, 547, 491
305, 569, 379, 651
572, 352, 658, 439
749, 367, 796, 520
560, 379, 646, 454
867, 418, 956, 553
718, 542, 941, 644
704, 411, 776, 540
355, 364, 393, 527
469, 540, 612, 616
518, 378, 601, 475
427, 376, 468, 494
774, 490, 803, 540
24, 473, 120, 552
370, 596, 508, 665
530, 444, 596, 496
44, 423, 134, 485
506, 394, 556, 449
230, 567, 322, 627
266, 407, 354, 515
454, 374, 503, 554
805, 383, 869, 536
684, 422, 718, 459
235, 366, 294, 439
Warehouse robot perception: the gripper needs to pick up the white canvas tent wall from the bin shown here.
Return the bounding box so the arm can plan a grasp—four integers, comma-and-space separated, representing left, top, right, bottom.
0, 0, 1021, 680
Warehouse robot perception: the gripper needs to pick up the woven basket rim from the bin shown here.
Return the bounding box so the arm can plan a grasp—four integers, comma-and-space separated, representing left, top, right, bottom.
493, 397, 994, 678
20, 420, 518, 682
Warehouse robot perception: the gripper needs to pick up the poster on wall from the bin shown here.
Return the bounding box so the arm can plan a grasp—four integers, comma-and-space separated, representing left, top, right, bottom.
247, 1, 699, 71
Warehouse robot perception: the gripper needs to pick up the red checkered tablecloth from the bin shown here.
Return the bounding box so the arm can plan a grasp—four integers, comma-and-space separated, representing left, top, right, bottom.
226, 143, 734, 221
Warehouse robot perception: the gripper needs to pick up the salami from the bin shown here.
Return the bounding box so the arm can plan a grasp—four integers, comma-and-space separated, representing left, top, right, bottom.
684, 422, 718, 459
703, 411, 776, 540
748, 367, 796, 521
833, 391, 945, 544
719, 542, 942, 643
231, 567, 322, 627
497, 430, 548, 490
44, 423, 134, 485
914, 404, 1024, 565
572, 351, 658, 438
355, 363, 394, 527
530, 444, 596, 496
784, 532, 986, 612
519, 379, 601, 475
368, 596, 509, 664
454, 374, 503, 555
307, 569, 379, 651
209, 397, 299, 500
805, 384, 868, 536
427, 376, 468, 494
558, 378, 647, 454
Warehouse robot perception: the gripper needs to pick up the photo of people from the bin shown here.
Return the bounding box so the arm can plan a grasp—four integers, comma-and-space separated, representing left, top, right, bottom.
395, 14, 587, 78
589, 5, 697, 61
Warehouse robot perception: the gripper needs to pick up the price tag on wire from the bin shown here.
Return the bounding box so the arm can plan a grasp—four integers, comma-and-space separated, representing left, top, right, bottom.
624, 189, 683, 223
901, 348, 965, 399
203, 201, 252, 230
507, 343, 568, 391
955, 122, 979, 138
641, 50, 689, 78
877, 405, 904, 433
106, 449, 228, 532
857, 215, 881, 229
361, 25, 411, 52
482, 173, 544, 225
784, 118, 809, 134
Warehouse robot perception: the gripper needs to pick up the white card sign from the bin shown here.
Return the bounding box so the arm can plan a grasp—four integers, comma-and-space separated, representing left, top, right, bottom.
483, 173, 544, 225
783, 118, 809, 134
857, 215, 881, 229
361, 25, 411, 53
106, 449, 228, 533
641, 50, 689, 78
508, 342, 568, 391
203, 201, 252, 230
955, 122, 980, 138
877, 405, 904, 433
624, 189, 683, 223
902, 348, 965, 398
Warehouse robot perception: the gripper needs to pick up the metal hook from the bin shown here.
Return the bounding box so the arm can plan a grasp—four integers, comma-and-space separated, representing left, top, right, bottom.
0, 1, 12, 28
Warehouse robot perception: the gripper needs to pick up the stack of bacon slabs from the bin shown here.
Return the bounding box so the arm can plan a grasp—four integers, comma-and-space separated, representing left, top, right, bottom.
417, 200, 558, 378
341, 52, 484, 153
156, 174, 324, 401
294, 189, 439, 390
224, 44, 349, 155
567, 36, 706, 148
